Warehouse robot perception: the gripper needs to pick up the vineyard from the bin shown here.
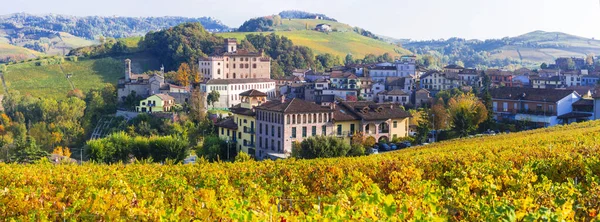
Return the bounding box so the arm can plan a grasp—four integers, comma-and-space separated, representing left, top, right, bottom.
2, 121, 600, 220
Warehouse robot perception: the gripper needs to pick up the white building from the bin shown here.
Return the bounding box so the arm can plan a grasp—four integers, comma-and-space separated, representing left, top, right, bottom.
368, 55, 417, 83
201, 78, 277, 109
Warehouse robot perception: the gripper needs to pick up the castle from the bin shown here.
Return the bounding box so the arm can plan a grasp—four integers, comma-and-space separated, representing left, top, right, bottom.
117, 59, 189, 105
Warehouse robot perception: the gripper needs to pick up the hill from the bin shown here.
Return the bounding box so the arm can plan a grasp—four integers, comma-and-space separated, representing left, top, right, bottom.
403, 30, 600, 68
219, 26, 409, 59
2, 118, 600, 220
0, 53, 159, 99
0, 42, 44, 62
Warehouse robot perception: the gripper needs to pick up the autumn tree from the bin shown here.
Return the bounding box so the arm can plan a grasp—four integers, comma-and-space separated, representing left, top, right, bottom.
430, 98, 449, 130
175, 63, 191, 87
448, 93, 488, 137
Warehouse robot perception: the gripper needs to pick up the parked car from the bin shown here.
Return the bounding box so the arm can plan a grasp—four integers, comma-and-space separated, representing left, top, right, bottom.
371, 148, 379, 154
390, 144, 398, 150
380, 143, 391, 151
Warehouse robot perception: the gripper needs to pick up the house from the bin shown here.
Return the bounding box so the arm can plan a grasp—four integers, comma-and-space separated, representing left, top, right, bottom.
530, 75, 564, 89
330, 71, 360, 89
377, 90, 410, 106
563, 70, 583, 87
136, 94, 175, 113
415, 89, 431, 108
443, 64, 464, 73
215, 89, 268, 157
582, 75, 600, 86
200, 78, 277, 109
486, 69, 514, 87
386, 77, 415, 94
315, 24, 332, 32
457, 68, 481, 87
419, 70, 461, 95
333, 101, 411, 143
305, 71, 331, 82
198, 38, 271, 80
255, 98, 334, 159
489, 87, 582, 127
292, 69, 311, 78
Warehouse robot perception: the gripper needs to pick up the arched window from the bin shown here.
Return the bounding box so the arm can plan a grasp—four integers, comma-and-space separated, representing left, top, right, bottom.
233, 73, 236, 78
217, 69, 221, 74
253, 64, 257, 69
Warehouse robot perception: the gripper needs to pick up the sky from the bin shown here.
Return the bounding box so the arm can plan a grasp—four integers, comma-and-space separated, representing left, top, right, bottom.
2, 0, 600, 40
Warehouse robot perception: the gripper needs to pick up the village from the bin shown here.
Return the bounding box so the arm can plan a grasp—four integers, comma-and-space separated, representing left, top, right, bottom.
115, 38, 600, 160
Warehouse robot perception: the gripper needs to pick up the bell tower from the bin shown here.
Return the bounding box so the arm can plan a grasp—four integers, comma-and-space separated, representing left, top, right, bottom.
224, 38, 237, 53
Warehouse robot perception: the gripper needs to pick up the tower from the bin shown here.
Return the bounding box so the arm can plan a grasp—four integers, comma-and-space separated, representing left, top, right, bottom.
124, 59, 132, 82
225, 38, 237, 53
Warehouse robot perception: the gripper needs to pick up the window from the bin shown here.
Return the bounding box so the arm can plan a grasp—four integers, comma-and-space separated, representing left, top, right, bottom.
259, 123, 263, 134
393, 121, 397, 128
221, 128, 224, 134
350, 124, 355, 133
302, 127, 307, 138
312, 126, 316, 136
503, 102, 508, 112
493, 102, 498, 111
253, 64, 257, 69
514, 103, 517, 111
292, 127, 296, 138
259, 137, 262, 148
322, 125, 327, 135
265, 124, 269, 135
292, 115, 296, 124
524, 104, 529, 110
286, 115, 290, 124
271, 126, 275, 137
265, 138, 268, 150
549, 105, 554, 113
536, 104, 543, 111
278, 127, 281, 138
337, 125, 342, 136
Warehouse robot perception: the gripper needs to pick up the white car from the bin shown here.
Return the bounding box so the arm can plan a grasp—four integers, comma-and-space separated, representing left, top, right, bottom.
371, 148, 379, 154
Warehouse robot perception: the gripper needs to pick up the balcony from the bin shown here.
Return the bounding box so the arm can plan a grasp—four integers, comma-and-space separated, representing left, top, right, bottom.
247, 143, 255, 148
243, 128, 255, 134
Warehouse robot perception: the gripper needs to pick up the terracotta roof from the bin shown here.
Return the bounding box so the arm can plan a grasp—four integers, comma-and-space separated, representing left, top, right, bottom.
370, 66, 397, 71
255, 98, 332, 114
458, 69, 478, 75
490, 87, 576, 103
330, 72, 357, 78
386, 77, 405, 87
206, 78, 275, 85
333, 106, 361, 121
338, 101, 411, 121
229, 104, 256, 116
155, 94, 175, 101
379, 89, 408, 96
240, 89, 267, 97
215, 118, 238, 130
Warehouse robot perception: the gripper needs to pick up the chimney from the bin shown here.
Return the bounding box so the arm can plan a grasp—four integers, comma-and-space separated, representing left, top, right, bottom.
124, 59, 132, 81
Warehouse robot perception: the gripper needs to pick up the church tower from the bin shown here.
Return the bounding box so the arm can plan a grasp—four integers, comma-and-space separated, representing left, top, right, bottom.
225, 38, 237, 53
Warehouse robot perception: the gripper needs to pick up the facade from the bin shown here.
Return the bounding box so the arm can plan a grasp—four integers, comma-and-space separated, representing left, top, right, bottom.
216, 90, 269, 157
333, 101, 411, 142
415, 89, 431, 108
368, 55, 417, 83
136, 94, 175, 113
582, 75, 600, 86
419, 71, 461, 94
490, 87, 582, 127
457, 68, 481, 87
200, 78, 276, 109
255, 98, 334, 159
198, 38, 271, 81
563, 71, 583, 87
330, 71, 360, 89
377, 90, 410, 106
531, 76, 564, 89
486, 69, 514, 87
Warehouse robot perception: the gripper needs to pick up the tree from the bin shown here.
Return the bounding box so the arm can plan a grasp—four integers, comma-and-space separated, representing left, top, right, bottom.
456, 61, 465, 68
12, 136, 48, 163
345, 53, 354, 65
175, 63, 191, 87
448, 93, 488, 137
207, 90, 220, 109
566, 58, 576, 70
540, 63, 548, 69
431, 99, 449, 130
196, 135, 227, 161
363, 136, 376, 149
415, 118, 431, 144
292, 136, 351, 159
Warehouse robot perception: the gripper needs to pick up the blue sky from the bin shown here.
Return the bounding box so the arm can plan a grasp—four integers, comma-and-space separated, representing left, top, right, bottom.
2, 0, 600, 40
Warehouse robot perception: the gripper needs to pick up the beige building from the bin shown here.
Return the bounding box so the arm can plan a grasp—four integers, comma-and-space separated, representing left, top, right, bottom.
199, 38, 271, 80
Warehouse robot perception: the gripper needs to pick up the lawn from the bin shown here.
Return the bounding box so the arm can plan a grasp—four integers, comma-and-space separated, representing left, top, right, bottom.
1, 53, 160, 99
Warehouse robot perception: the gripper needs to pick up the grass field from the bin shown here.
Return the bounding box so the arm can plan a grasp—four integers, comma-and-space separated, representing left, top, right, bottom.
0, 43, 44, 59
218, 29, 409, 59
274, 19, 354, 32
1, 53, 160, 99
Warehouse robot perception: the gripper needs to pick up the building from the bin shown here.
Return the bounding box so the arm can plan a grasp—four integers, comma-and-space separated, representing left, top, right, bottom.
490, 87, 582, 127
486, 69, 514, 87
255, 98, 334, 159
315, 24, 332, 32
443, 64, 464, 73
415, 89, 431, 108
582, 75, 600, 86
420, 70, 461, 94
530, 76, 564, 89
563, 70, 583, 87
377, 90, 410, 106
330, 71, 360, 89
333, 101, 411, 142
200, 78, 276, 109
215, 89, 269, 157
457, 68, 481, 87
198, 38, 271, 81
136, 94, 175, 113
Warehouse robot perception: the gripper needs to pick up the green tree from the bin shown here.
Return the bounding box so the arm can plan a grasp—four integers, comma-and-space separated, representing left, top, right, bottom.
415, 118, 431, 145
197, 135, 227, 161
566, 58, 576, 70
540, 63, 548, 69
345, 53, 354, 65
207, 90, 220, 108
11, 136, 49, 163
292, 136, 351, 159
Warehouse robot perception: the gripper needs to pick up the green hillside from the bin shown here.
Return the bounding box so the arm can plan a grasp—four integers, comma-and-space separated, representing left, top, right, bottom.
1, 53, 159, 99
223, 18, 409, 59
490, 31, 600, 62
219, 30, 409, 59
0, 43, 44, 60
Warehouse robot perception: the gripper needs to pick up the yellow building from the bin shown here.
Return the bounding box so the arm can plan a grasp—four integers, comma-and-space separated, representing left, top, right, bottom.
215, 89, 267, 157
333, 101, 411, 143
136, 94, 175, 113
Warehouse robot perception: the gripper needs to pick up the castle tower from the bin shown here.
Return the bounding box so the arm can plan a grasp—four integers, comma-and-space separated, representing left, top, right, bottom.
225, 38, 237, 53
124, 59, 132, 81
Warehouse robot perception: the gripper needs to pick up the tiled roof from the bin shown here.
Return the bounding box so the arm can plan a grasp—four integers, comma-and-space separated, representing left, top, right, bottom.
206, 78, 275, 85
338, 101, 411, 121
239, 89, 267, 97
572, 99, 594, 106
155, 94, 175, 101
458, 68, 478, 75
379, 89, 408, 96
215, 118, 238, 130
255, 98, 332, 114
386, 77, 405, 87
490, 87, 576, 103
229, 104, 256, 116
444, 64, 464, 69
370, 66, 397, 71
331, 72, 357, 78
